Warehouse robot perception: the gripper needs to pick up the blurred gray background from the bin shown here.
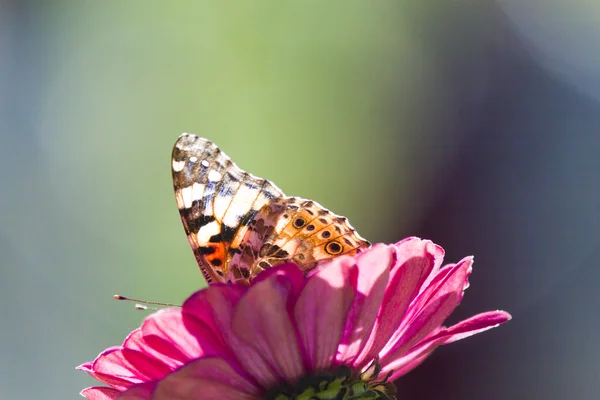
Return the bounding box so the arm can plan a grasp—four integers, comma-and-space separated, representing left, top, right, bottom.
1, 1, 599, 399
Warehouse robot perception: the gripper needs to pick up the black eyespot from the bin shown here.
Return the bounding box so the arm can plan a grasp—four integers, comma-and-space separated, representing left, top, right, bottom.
211, 259, 223, 267
321, 231, 331, 239
306, 224, 315, 231
293, 218, 306, 229
325, 241, 343, 255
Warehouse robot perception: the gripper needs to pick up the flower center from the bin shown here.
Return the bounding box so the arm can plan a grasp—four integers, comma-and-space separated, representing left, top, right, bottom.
265, 360, 396, 400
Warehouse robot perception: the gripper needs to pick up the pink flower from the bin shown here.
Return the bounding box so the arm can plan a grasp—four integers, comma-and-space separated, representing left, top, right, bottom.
79, 238, 511, 400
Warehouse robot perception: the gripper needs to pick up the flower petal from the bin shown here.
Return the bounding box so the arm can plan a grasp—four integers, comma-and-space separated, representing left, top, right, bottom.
92, 347, 172, 383
182, 284, 246, 331
200, 283, 278, 388
77, 366, 141, 392
336, 244, 392, 365
354, 239, 440, 367
140, 308, 229, 363
117, 382, 156, 400
393, 237, 445, 292
250, 261, 305, 293
381, 335, 448, 381
423, 310, 512, 345
295, 255, 356, 371
382, 311, 510, 381
180, 285, 246, 368
381, 257, 472, 358
80, 387, 121, 400
152, 358, 260, 400
232, 272, 306, 385
124, 324, 186, 371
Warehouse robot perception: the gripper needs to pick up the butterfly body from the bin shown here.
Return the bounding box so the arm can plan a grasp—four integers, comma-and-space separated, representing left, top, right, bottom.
172, 133, 370, 285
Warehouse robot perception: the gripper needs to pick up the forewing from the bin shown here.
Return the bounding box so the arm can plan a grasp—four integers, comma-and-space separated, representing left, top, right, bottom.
172, 133, 284, 284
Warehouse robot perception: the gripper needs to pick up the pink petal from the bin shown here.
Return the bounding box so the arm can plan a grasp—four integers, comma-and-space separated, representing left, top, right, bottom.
139, 308, 229, 363
77, 366, 140, 392
181, 285, 246, 368
393, 237, 445, 292
182, 284, 246, 334
92, 347, 172, 382
423, 310, 512, 345
354, 240, 438, 367
250, 262, 305, 294
381, 258, 473, 358
381, 335, 447, 380
388, 352, 430, 379
152, 358, 260, 400
117, 382, 156, 400
123, 326, 186, 371
80, 387, 120, 400
381, 311, 511, 380
383, 311, 513, 379
232, 273, 306, 385
416, 257, 472, 311
78, 351, 142, 391
295, 255, 356, 371
336, 244, 392, 365
203, 284, 276, 388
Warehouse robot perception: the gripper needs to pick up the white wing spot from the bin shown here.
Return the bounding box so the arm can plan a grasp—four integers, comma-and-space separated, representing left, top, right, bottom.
180, 186, 193, 209
172, 160, 185, 172
222, 185, 261, 227
208, 170, 222, 181
195, 221, 221, 242
190, 156, 198, 163
201, 160, 210, 168
191, 182, 205, 206
177, 182, 206, 209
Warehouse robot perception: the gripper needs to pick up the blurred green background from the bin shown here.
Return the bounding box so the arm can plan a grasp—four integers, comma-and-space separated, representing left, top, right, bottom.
2, 1, 600, 399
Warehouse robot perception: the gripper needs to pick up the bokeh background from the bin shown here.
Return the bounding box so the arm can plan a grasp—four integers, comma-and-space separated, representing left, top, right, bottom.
1, 1, 599, 399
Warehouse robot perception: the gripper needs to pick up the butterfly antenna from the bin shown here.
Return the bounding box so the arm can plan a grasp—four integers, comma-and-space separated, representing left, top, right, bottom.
114, 294, 182, 309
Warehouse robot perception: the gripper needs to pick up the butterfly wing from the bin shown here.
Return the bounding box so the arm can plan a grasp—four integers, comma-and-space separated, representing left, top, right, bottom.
172, 133, 284, 284
172, 133, 370, 285
232, 197, 370, 279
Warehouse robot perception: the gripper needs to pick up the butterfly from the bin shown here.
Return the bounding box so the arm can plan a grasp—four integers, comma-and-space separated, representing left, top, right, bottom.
172, 133, 370, 285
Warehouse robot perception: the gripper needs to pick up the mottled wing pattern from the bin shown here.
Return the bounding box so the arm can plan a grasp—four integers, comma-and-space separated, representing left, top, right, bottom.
172, 133, 370, 285
231, 197, 370, 280
172, 133, 284, 284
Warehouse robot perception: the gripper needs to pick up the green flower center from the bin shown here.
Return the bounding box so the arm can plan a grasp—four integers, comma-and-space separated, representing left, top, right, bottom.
265, 359, 396, 400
